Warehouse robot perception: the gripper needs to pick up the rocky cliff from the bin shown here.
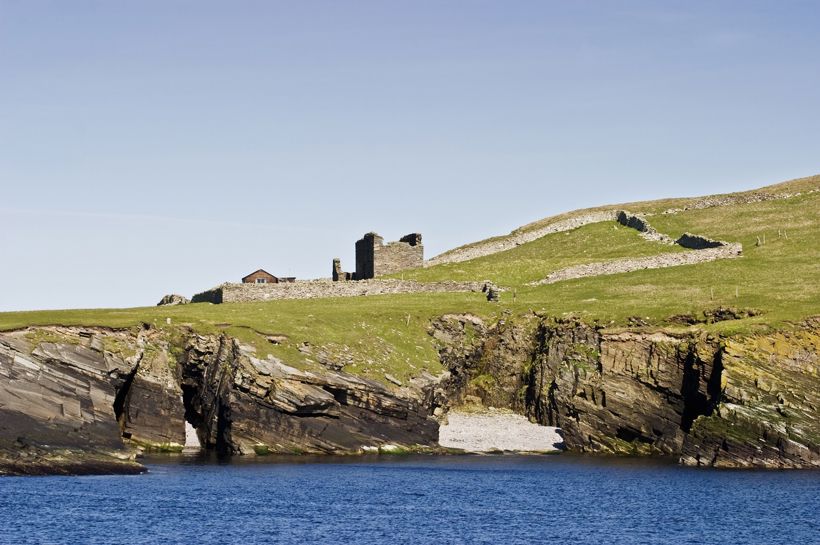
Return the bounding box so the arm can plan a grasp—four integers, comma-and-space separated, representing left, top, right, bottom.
0, 326, 437, 475
429, 314, 820, 469
2, 315, 818, 475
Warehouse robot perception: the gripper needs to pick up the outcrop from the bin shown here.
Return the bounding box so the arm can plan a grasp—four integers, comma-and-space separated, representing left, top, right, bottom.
429, 314, 820, 468
157, 294, 190, 306
0, 326, 438, 475
2, 314, 818, 474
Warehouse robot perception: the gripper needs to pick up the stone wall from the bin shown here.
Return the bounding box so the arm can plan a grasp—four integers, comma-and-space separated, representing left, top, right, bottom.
428, 189, 818, 268
193, 279, 489, 303
428, 211, 619, 266
332, 258, 353, 281
529, 213, 743, 286
616, 211, 674, 243
530, 245, 743, 285
676, 233, 724, 249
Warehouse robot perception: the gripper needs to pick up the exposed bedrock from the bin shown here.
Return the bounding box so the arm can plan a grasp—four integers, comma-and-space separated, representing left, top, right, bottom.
181, 334, 438, 455
429, 315, 820, 468
0, 329, 145, 475
2, 315, 818, 474
0, 326, 438, 475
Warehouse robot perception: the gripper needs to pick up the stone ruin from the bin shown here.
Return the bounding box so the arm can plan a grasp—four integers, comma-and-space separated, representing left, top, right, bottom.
333, 232, 423, 281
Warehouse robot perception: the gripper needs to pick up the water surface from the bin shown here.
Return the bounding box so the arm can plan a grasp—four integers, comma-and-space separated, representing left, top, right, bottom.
1, 454, 818, 544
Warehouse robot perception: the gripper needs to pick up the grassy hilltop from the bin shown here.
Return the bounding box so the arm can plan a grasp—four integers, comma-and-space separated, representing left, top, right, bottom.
2, 174, 818, 385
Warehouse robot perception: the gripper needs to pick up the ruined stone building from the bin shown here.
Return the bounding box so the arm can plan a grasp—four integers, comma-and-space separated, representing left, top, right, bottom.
333, 232, 423, 281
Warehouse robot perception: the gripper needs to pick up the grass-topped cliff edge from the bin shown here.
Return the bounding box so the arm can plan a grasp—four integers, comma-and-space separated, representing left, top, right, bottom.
2, 174, 818, 385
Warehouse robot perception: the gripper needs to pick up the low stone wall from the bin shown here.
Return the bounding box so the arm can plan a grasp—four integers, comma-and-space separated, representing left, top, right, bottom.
616, 211, 674, 244
676, 232, 724, 249
427, 210, 619, 266
193, 279, 490, 303
529, 213, 743, 286
530, 243, 743, 285
661, 188, 818, 215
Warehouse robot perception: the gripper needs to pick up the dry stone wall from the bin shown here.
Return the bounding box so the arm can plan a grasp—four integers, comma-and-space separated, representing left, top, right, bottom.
193, 279, 490, 303
427, 211, 619, 266
676, 233, 724, 249
530, 214, 742, 285
616, 211, 674, 243
530, 245, 742, 285
429, 189, 816, 267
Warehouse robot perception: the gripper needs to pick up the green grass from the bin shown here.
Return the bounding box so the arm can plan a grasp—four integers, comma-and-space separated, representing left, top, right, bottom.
2, 176, 818, 385
391, 221, 686, 287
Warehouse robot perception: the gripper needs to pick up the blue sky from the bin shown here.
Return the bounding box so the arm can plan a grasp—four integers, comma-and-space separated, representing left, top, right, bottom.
2, 1, 819, 311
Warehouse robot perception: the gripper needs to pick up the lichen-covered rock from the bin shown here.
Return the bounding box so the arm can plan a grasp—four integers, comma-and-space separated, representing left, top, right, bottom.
435, 315, 820, 468
157, 294, 190, 306
680, 326, 820, 468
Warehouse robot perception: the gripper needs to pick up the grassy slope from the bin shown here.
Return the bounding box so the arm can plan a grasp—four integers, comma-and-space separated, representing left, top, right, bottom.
391, 220, 686, 286
2, 175, 818, 383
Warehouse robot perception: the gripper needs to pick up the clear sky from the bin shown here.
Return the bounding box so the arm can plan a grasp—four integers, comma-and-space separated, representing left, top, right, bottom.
1, 1, 818, 311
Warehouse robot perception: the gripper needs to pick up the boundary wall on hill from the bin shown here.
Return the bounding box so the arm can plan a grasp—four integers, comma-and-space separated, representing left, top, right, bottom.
529, 212, 742, 285
192, 279, 490, 304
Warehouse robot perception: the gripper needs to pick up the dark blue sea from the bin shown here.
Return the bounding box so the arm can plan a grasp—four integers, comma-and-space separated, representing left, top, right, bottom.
1, 454, 818, 545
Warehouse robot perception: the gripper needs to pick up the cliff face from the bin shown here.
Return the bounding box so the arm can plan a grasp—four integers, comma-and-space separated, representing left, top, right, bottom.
430, 315, 820, 468
2, 315, 818, 475
0, 328, 146, 475
0, 327, 437, 475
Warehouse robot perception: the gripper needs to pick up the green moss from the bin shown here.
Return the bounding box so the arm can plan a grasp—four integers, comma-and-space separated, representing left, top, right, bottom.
129, 440, 184, 453
252, 444, 271, 456
101, 337, 138, 360
24, 329, 80, 349
469, 374, 498, 393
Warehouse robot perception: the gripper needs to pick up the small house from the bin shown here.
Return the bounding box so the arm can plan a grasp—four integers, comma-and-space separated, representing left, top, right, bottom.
242, 269, 280, 284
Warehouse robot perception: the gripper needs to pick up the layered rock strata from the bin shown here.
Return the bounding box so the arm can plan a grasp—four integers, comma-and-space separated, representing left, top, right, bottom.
3, 315, 817, 474
429, 315, 820, 468
0, 327, 438, 475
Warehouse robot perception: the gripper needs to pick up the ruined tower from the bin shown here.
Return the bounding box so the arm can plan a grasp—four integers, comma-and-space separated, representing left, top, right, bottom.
333, 232, 424, 281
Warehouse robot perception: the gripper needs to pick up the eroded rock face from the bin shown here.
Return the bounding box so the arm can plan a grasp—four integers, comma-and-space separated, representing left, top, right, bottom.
181, 334, 438, 455
680, 327, 820, 468
0, 329, 144, 475
433, 316, 820, 468
0, 326, 439, 474
525, 322, 722, 457
2, 316, 818, 474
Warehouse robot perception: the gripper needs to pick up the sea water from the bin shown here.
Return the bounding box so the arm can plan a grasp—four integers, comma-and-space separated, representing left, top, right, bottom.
1, 455, 818, 544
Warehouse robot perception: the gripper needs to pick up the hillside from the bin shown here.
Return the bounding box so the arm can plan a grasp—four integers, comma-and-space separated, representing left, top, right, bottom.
3, 174, 818, 381
1, 173, 819, 473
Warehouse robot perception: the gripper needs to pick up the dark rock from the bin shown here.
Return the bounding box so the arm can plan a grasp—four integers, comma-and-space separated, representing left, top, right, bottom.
157, 294, 190, 306
0, 331, 144, 475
